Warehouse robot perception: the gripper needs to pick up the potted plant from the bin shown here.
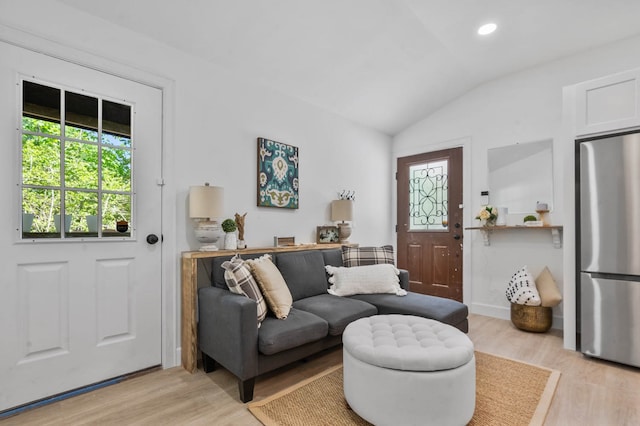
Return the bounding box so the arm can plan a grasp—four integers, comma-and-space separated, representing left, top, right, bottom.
221, 218, 238, 250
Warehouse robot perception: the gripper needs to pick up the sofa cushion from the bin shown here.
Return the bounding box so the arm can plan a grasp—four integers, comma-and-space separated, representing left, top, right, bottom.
321, 248, 343, 268
293, 294, 377, 336
349, 292, 468, 331
325, 264, 407, 297
258, 308, 328, 355
246, 254, 293, 319
342, 245, 395, 267
275, 250, 329, 301
220, 255, 268, 325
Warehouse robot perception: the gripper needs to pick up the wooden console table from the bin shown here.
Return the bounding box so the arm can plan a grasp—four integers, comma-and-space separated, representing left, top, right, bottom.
181, 243, 343, 373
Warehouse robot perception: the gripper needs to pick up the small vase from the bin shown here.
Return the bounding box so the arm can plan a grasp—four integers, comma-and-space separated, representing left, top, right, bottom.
237, 239, 246, 249
482, 219, 496, 228
224, 232, 237, 250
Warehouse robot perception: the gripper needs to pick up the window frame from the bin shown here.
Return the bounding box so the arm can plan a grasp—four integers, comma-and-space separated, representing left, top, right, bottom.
17, 76, 136, 243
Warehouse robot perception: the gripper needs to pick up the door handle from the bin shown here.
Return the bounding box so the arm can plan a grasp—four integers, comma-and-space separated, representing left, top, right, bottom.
146, 234, 160, 245
453, 234, 461, 240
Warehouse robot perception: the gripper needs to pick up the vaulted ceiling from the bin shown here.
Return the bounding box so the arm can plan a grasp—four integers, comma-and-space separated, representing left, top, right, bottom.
60, 0, 640, 135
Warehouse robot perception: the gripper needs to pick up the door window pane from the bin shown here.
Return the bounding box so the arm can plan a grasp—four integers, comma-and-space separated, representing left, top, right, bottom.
102, 100, 131, 147
22, 135, 60, 187
409, 160, 449, 231
65, 92, 98, 142
65, 141, 99, 189
22, 188, 61, 235
102, 147, 131, 192
102, 193, 131, 237
22, 81, 61, 136
65, 191, 99, 237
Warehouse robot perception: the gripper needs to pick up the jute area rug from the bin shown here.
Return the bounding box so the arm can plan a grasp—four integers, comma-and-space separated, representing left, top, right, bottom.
248, 351, 561, 426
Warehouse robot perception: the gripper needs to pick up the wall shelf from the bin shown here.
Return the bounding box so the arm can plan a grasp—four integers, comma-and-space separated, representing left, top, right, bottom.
465, 225, 563, 248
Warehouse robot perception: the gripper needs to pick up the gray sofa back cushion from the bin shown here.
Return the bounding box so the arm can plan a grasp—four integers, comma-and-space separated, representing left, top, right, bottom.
321, 248, 343, 268
275, 250, 328, 301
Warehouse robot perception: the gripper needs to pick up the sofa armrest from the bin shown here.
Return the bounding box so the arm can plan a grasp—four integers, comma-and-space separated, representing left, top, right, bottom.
398, 269, 410, 291
198, 286, 259, 380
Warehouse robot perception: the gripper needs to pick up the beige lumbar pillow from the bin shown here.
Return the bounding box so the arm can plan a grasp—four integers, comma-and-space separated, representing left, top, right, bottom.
246, 254, 292, 319
535, 266, 562, 307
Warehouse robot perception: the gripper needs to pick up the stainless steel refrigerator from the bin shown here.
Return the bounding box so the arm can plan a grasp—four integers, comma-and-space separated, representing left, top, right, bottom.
578, 130, 640, 368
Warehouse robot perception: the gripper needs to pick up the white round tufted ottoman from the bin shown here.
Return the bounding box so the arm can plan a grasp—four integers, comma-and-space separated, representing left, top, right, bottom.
342, 315, 475, 426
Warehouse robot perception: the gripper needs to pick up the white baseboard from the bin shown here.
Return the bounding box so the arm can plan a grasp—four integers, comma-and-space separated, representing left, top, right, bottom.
471, 302, 564, 330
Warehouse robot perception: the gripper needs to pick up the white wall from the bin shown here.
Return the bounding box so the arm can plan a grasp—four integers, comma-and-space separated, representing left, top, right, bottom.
393, 33, 640, 344
0, 0, 393, 365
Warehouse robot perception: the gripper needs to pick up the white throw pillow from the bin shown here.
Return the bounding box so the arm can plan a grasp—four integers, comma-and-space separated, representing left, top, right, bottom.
325, 264, 407, 297
505, 265, 542, 306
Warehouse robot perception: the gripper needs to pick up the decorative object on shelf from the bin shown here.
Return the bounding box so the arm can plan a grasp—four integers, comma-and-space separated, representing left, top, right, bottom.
189, 182, 224, 251
257, 137, 299, 209
317, 225, 340, 244
496, 207, 508, 226
331, 192, 354, 243
535, 202, 548, 211
86, 215, 98, 232
475, 205, 497, 227
54, 214, 72, 233
235, 212, 247, 249
22, 212, 34, 232
274, 236, 296, 247
523, 214, 543, 227
222, 218, 238, 250
116, 220, 129, 233
535, 201, 550, 226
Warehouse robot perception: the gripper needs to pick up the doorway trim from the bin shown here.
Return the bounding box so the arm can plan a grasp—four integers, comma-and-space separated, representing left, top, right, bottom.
392, 136, 472, 306
0, 23, 179, 368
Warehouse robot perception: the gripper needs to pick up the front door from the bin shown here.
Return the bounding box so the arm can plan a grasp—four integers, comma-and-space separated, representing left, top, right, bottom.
0, 42, 163, 411
397, 148, 463, 302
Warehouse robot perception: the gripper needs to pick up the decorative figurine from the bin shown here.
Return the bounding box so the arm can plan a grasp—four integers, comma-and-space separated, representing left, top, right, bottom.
235, 212, 247, 249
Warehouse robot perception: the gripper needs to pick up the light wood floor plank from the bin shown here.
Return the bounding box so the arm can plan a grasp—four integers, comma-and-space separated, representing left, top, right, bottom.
2, 314, 639, 425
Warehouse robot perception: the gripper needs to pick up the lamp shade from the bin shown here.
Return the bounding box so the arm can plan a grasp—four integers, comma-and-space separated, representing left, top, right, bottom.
189, 184, 224, 219
331, 199, 353, 222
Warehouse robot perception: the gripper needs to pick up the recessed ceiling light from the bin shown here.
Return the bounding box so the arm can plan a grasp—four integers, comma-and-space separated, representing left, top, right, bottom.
478, 23, 497, 36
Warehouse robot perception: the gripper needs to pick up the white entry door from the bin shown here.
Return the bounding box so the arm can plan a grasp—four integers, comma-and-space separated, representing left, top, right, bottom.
0, 42, 162, 411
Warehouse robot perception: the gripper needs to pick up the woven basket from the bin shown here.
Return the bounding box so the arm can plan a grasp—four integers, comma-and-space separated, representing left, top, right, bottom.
510, 303, 552, 333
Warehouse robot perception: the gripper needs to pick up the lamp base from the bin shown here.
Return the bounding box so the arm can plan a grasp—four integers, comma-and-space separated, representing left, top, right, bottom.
193, 219, 222, 251
337, 222, 352, 244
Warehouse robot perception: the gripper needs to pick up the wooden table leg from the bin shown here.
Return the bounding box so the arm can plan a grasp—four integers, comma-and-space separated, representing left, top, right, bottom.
181, 256, 198, 373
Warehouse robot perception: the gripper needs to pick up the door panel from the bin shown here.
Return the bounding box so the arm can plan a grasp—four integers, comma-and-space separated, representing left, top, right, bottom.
0, 42, 162, 411
397, 148, 463, 302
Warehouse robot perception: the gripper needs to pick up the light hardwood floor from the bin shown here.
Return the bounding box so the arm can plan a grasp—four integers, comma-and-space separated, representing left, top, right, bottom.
2, 314, 639, 425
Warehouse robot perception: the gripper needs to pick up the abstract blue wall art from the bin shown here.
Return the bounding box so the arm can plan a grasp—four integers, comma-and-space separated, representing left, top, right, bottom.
257, 138, 299, 209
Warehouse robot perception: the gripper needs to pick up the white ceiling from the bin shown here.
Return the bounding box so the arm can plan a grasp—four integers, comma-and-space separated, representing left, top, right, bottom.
60, 0, 640, 135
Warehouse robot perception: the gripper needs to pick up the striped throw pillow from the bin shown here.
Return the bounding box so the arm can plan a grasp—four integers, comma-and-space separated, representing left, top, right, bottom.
221, 255, 268, 326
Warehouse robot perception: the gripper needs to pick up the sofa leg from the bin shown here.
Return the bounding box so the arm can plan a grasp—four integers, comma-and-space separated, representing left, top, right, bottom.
239, 378, 255, 403
202, 353, 217, 373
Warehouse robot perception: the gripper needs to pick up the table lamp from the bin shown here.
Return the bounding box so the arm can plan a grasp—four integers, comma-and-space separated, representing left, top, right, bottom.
331, 199, 353, 244
189, 183, 224, 251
